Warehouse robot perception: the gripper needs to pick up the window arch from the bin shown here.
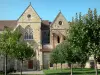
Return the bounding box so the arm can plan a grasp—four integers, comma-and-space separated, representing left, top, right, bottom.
57, 36, 60, 43
25, 32, 28, 39
24, 25, 33, 40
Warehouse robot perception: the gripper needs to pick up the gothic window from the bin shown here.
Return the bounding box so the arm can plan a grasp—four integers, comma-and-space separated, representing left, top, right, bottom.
24, 32, 28, 39
24, 25, 33, 40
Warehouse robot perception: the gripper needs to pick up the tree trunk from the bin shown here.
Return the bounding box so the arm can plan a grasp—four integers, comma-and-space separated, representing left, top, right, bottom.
81, 63, 83, 71
61, 63, 62, 71
70, 64, 73, 75
20, 60, 23, 75
94, 55, 98, 75
5, 54, 7, 75
36, 60, 37, 70
56, 63, 57, 70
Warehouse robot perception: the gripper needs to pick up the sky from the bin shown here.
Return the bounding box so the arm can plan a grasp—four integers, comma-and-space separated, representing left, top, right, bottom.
0, 0, 100, 21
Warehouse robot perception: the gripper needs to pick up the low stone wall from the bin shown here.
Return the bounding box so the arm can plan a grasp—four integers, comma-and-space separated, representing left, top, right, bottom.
49, 62, 100, 69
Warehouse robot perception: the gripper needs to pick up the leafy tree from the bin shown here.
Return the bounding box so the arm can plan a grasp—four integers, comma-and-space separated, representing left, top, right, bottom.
50, 43, 66, 70
13, 41, 35, 75
58, 45, 66, 70
79, 51, 89, 70
71, 12, 89, 69
84, 8, 100, 75
50, 47, 59, 70
51, 40, 80, 75
62, 41, 80, 75
65, 12, 90, 75
68, 8, 100, 75
56, 43, 66, 70
0, 27, 21, 75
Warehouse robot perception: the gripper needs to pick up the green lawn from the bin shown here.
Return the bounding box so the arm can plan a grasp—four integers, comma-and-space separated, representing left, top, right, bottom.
43, 68, 100, 75
0, 68, 100, 75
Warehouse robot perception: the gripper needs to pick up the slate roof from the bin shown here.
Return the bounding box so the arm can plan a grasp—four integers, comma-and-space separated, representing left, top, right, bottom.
0, 20, 51, 31
0, 20, 17, 31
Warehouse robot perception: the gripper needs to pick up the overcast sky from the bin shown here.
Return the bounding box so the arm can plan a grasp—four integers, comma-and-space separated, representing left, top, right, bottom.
0, 0, 100, 21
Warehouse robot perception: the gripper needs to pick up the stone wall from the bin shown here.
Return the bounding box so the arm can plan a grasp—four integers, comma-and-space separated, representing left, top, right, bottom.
0, 55, 15, 72
16, 4, 43, 70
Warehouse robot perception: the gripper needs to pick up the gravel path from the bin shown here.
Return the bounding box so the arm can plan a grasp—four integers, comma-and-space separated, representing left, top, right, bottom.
11, 71, 44, 74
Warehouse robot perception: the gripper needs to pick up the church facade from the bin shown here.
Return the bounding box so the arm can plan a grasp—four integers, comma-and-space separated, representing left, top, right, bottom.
0, 4, 98, 71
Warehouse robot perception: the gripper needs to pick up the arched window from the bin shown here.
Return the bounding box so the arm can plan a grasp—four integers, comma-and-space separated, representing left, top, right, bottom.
24, 25, 33, 40
63, 36, 66, 40
25, 32, 28, 39
57, 36, 60, 43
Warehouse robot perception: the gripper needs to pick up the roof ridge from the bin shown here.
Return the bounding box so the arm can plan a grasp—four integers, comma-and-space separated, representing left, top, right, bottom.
17, 3, 41, 21
0, 20, 17, 21
51, 11, 62, 27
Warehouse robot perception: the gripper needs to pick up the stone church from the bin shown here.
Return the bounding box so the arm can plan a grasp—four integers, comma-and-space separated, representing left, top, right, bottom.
0, 4, 99, 71
0, 3, 69, 71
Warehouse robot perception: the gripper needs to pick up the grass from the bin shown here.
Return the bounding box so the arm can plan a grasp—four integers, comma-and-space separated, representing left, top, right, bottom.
43, 68, 100, 75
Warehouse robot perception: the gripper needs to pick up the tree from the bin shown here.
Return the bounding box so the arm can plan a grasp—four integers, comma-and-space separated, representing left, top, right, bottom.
51, 40, 80, 75
50, 42, 67, 70
57, 44, 66, 70
68, 8, 100, 75
0, 27, 20, 75
65, 12, 90, 75
13, 42, 35, 75
71, 12, 89, 69
50, 47, 59, 70
56, 43, 66, 70
84, 8, 100, 75
62, 41, 80, 75
79, 51, 89, 70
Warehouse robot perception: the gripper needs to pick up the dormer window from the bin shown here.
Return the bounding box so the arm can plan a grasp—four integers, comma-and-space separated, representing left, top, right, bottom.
27, 14, 31, 18
24, 25, 33, 40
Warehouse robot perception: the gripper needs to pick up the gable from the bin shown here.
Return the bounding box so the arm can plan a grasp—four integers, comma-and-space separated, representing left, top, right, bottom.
18, 4, 41, 23
51, 12, 69, 30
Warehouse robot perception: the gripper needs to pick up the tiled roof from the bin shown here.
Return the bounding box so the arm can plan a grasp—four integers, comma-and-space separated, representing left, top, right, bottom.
42, 20, 50, 25
0, 20, 17, 31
